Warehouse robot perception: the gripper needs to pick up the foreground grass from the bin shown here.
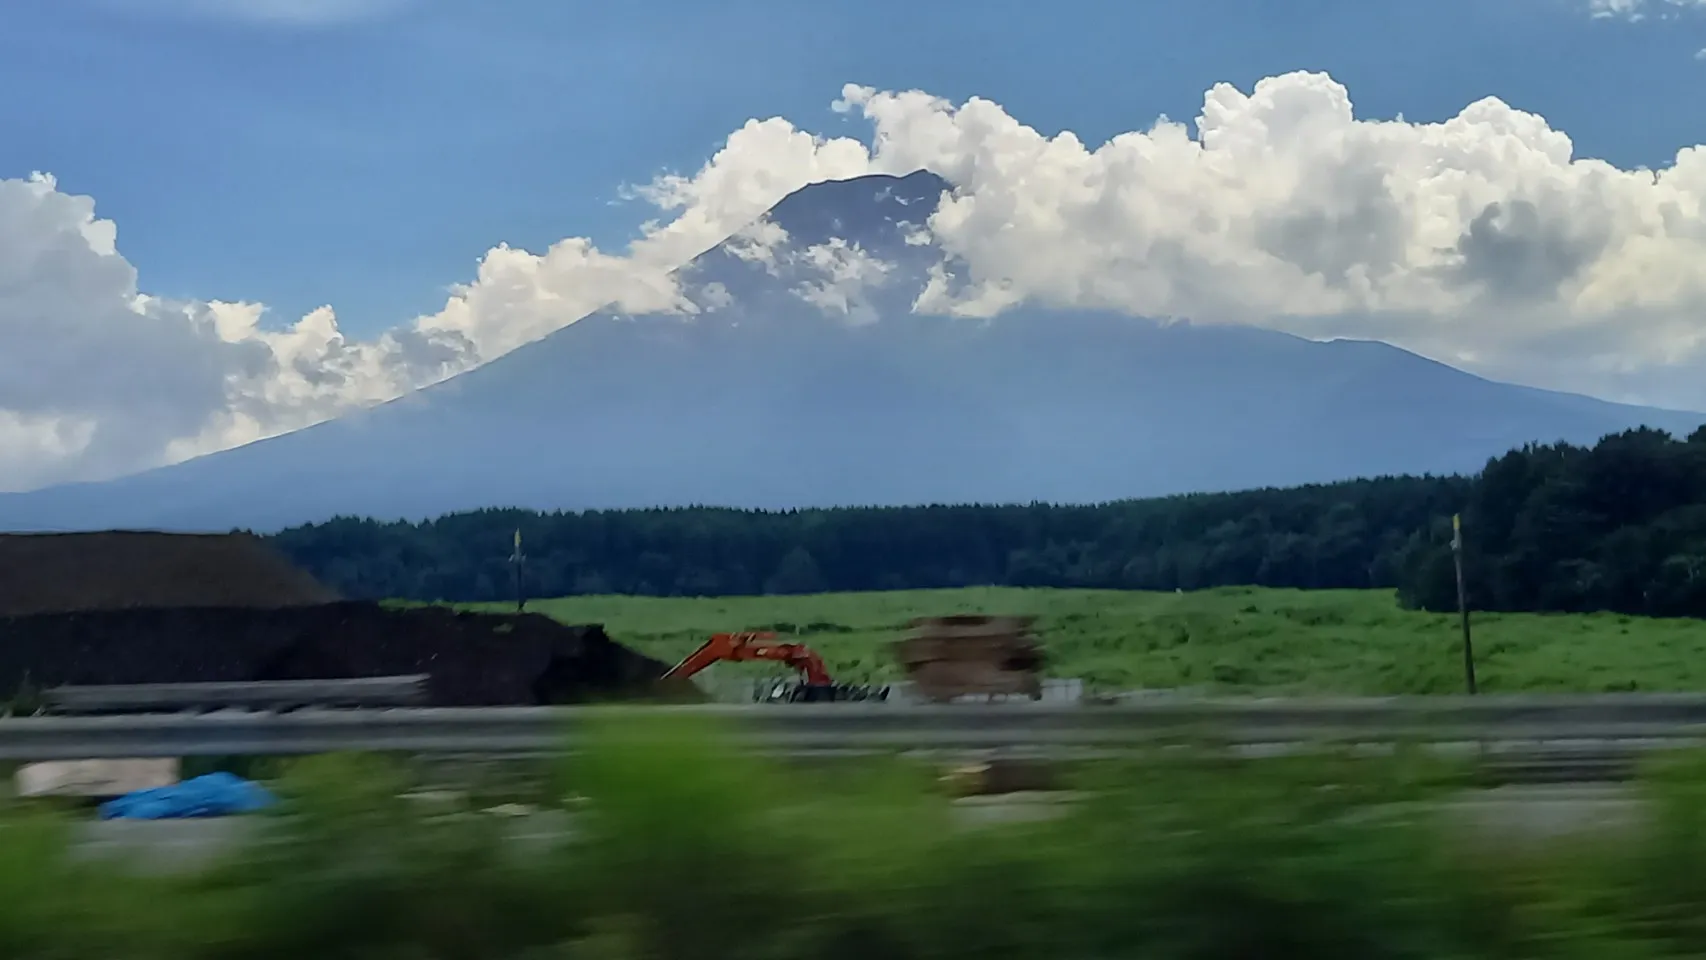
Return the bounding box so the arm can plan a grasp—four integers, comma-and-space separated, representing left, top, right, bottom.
471, 586, 1706, 695
11, 718, 1706, 959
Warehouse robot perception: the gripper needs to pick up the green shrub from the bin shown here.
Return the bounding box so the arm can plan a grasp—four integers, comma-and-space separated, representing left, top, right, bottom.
4, 723, 1706, 958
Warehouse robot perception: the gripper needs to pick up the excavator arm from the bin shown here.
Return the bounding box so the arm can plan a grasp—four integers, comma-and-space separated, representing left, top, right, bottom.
662, 631, 834, 685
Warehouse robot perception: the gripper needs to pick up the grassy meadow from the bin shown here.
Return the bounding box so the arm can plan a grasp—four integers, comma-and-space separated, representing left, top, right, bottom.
471, 586, 1706, 695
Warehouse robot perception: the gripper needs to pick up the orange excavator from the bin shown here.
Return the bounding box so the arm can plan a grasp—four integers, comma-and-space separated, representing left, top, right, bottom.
662, 631, 889, 703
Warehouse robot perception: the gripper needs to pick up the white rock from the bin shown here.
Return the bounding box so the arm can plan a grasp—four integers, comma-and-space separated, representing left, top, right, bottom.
15, 758, 180, 798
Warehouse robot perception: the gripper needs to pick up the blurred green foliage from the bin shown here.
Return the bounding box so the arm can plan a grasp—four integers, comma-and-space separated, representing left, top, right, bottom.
6, 718, 1706, 958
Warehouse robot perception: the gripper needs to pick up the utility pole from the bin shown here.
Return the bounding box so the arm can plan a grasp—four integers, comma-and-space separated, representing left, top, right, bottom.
509, 528, 527, 613
1451, 513, 1477, 694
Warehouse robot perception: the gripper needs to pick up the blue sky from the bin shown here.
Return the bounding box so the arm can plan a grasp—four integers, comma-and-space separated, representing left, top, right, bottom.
4, 0, 1703, 339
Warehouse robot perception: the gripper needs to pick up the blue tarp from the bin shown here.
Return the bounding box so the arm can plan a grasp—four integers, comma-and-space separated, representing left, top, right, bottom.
98, 772, 276, 820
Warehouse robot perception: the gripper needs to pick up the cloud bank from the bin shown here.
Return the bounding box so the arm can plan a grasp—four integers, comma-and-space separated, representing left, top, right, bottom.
7, 71, 1706, 491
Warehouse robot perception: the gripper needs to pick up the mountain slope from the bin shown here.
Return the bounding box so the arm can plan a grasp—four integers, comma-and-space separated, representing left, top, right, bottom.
3, 171, 1702, 533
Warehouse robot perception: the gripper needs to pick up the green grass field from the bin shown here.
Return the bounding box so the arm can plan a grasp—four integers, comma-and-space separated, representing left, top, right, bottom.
467, 586, 1706, 696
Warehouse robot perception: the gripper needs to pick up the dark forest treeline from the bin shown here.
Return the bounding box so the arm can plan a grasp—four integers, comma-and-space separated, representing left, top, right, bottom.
1402, 426, 1706, 618
268, 477, 1464, 601
268, 425, 1706, 618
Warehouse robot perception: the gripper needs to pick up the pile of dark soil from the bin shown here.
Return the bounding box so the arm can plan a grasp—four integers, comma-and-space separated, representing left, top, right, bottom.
0, 531, 337, 616
0, 602, 695, 706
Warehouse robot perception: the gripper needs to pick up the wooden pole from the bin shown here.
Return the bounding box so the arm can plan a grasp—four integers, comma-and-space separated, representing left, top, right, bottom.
510, 528, 527, 614
1451, 513, 1477, 695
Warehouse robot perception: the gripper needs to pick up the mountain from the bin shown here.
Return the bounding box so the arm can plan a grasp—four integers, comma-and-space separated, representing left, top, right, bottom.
4, 170, 1704, 534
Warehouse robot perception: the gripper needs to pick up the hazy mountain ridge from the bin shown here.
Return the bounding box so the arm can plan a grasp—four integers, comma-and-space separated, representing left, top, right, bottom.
2, 170, 1702, 533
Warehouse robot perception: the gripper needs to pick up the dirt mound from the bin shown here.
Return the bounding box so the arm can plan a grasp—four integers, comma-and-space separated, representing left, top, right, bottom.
0, 602, 694, 706
894, 615, 1045, 702
0, 531, 337, 616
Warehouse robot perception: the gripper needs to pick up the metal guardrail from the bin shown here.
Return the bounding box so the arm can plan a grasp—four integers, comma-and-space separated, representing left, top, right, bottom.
5, 693, 1706, 761
43, 676, 431, 715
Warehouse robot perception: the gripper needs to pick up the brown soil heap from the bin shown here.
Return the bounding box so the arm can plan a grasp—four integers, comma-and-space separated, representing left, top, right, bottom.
0, 602, 691, 706
0, 531, 337, 616
893, 614, 1046, 702
0, 531, 691, 706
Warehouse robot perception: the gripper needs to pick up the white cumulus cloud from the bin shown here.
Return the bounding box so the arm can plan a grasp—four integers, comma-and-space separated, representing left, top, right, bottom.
1588, 0, 1706, 18
9, 70, 1706, 493
837, 75, 1706, 405
0, 116, 883, 491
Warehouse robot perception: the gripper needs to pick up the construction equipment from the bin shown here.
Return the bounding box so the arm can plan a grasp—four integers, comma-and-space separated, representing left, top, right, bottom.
893, 615, 1046, 703
662, 631, 889, 703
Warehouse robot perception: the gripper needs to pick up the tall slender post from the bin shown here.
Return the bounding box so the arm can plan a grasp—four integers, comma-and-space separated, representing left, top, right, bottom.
509, 528, 527, 614
1451, 513, 1477, 694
